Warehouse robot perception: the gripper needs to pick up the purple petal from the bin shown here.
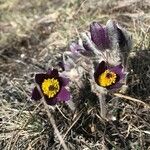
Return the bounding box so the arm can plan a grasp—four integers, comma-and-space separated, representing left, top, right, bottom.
70, 42, 84, 54
59, 77, 70, 86
57, 87, 70, 101
35, 69, 59, 85
108, 64, 122, 73
51, 69, 59, 77
70, 42, 83, 52
31, 87, 42, 101
108, 64, 125, 80
90, 22, 109, 49
44, 96, 58, 105
35, 73, 47, 85
107, 82, 123, 90
94, 61, 107, 84
107, 64, 125, 90
47, 69, 52, 75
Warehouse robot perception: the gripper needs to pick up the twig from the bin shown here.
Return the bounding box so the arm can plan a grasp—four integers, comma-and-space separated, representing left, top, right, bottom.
114, 93, 150, 108
56, 105, 71, 121
63, 110, 83, 139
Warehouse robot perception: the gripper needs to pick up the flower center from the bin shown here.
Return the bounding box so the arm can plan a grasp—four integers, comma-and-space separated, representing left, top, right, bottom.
41, 78, 60, 98
98, 70, 117, 87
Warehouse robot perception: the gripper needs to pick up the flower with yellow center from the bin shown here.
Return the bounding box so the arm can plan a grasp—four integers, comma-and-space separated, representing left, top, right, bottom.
42, 78, 60, 98
31, 69, 70, 105
94, 61, 125, 90
98, 70, 117, 87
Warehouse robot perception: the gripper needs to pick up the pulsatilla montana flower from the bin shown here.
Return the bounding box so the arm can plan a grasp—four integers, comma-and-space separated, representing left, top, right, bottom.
31, 69, 70, 105
90, 20, 132, 52
94, 61, 125, 90
69, 41, 93, 56
90, 22, 110, 50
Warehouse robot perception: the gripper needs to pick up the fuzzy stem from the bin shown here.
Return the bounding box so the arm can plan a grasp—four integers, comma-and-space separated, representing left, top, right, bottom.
90, 78, 107, 120
99, 92, 107, 119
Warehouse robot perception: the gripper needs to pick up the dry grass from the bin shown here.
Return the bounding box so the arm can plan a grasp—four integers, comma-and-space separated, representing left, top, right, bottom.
0, 0, 150, 149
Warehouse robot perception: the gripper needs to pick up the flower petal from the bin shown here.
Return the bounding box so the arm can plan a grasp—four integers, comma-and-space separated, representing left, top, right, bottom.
35, 73, 48, 85
108, 64, 125, 80
90, 22, 109, 49
51, 69, 59, 77
57, 87, 70, 101
94, 61, 107, 83
70, 42, 83, 54
31, 87, 42, 101
107, 82, 123, 90
44, 96, 58, 105
59, 77, 70, 86
106, 20, 120, 50
47, 69, 52, 75
82, 42, 94, 56
108, 64, 122, 73
117, 27, 127, 48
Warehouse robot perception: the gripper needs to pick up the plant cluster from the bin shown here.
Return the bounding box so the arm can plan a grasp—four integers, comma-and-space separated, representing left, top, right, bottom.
31, 19, 132, 119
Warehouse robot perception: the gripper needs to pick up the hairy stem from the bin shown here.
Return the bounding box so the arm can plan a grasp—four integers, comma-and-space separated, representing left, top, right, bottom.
99, 92, 107, 119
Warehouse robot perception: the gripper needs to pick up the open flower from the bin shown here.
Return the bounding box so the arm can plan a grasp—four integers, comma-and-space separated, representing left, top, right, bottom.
94, 61, 125, 90
31, 69, 70, 105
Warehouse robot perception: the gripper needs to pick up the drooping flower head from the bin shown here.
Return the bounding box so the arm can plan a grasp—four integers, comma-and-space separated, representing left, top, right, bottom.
31, 69, 70, 105
94, 61, 126, 90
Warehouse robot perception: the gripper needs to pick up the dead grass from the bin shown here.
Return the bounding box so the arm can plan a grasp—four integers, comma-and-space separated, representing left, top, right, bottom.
0, 0, 150, 149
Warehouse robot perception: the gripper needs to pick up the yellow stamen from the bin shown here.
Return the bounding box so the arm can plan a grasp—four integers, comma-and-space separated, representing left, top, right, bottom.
98, 70, 117, 87
42, 78, 60, 98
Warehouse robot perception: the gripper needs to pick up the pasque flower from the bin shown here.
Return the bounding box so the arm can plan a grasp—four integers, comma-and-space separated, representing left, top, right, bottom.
90, 20, 132, 51
90, 22, 110, 50
94, 61, 126, 90
31, 69, 70, 105
69, 41, 93, 56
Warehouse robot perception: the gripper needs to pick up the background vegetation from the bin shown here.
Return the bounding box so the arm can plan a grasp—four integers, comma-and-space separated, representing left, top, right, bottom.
0, 0, 150, 149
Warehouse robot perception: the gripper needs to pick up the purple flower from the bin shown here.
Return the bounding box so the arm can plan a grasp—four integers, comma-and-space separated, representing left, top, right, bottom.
31, 69, 70, 105
69, 42, 92, 56
70, 42, 84, 55
90, 22, 110, 50
90, 20, 132, 52
94, 61, 125, 90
